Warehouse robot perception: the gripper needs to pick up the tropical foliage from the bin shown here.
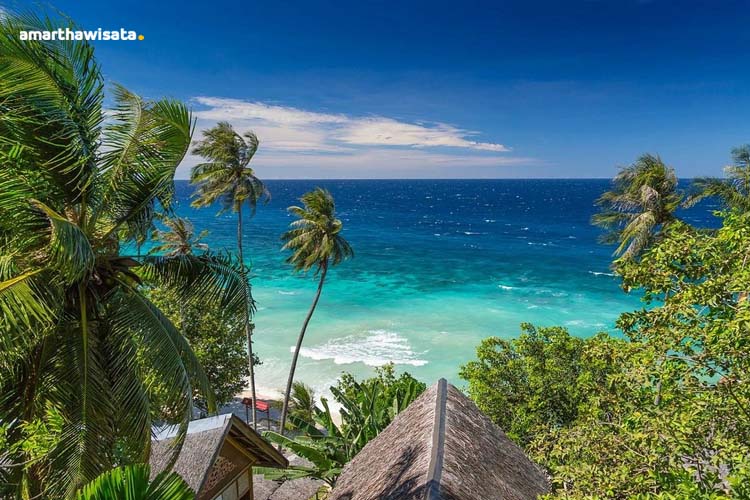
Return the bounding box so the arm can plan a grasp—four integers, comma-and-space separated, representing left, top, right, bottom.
464, 210, 750, 496
0, 13, 249, 497
686, 144, 750, 212
459, 324, 631, 448
190, 121, 268, 428
288, 381, 318, 425
260, 368, 424, 487
150, 216, 209, 257
592, 154, 682, 258
75, 464, 194, 500
279, 188, 353, 434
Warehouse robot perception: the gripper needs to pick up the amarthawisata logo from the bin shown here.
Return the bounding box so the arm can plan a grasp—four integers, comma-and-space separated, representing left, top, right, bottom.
19, 28, 144, 41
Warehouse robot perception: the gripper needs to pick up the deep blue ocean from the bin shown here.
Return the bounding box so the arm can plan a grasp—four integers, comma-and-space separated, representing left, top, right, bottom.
165, 179, 718, 397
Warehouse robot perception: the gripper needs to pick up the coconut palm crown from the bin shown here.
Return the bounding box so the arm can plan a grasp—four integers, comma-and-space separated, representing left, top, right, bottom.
592, 154, 682, 259
281, 188, 354, 274
190, 122, 270, 215
150, 217, 209, 257
685, 145, 750, 212
0, 13, 249, 498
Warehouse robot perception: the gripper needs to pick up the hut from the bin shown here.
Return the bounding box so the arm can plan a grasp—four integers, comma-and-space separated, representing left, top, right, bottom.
328, 379, 550, 500
150, 414, 288, 500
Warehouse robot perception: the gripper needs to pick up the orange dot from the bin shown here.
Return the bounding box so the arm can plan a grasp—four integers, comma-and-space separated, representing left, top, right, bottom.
138, 34, 144, 41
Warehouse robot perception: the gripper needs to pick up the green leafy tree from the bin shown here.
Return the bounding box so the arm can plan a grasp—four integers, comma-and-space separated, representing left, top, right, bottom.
463, 213, 750, 498
190, 122, 269, 429
536, 214, 750, 497
0, 13, 249, 497
592, 154, 682, 258
75, 464, 194, 500
459, 324, 631, 448
279, 188, 353, 435
686, 145, 750, 212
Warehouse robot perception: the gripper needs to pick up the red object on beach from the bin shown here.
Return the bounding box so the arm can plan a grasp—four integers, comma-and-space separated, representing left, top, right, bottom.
242, 397, 270, 412
241, 397, 271, 425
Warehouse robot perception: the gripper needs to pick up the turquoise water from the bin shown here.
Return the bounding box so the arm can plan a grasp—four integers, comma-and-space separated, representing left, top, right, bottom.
165, 179, 716, 397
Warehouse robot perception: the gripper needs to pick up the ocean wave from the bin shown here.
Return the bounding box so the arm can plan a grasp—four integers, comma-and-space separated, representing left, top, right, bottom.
565, 319, 606, 328
296, 330, 428, 367
588, 271, 616, 277
497, 284, 515, 290
277, 290, 299, 295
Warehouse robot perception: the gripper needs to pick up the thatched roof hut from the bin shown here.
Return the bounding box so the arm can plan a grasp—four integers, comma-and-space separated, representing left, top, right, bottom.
329, 379, 549, 500
150, 414, 288, 500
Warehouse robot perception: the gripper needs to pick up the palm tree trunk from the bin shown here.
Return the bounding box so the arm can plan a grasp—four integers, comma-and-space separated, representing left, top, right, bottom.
279, 261, 328, 436
237, 204, 258, 429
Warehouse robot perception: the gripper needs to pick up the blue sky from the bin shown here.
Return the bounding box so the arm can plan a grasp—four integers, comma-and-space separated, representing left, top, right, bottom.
6, 0, 750, 178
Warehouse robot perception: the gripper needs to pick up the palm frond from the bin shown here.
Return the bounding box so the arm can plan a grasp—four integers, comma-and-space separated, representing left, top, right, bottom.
139, 252, 252, 320
98, 89, 193, 243
0, 12, 103, 204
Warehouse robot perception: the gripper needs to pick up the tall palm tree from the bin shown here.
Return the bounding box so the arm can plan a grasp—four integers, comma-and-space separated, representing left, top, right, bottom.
0, 13, 249, 498
189, 122, 269, 429
592, 154, 682, 259
279, 188, 353, 435
685, 145, 750, 212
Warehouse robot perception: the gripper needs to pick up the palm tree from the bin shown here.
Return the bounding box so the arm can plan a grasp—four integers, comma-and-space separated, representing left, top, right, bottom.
0, 13, 249, 497
685, 145, 750, 212
592, 154, 682, 259
151, 216, 209, 257
279, 188, 353, 435
150, 216, 211, 336
189, 122, 269, 429
76, 464, 194, 500
289, 381, 317, 424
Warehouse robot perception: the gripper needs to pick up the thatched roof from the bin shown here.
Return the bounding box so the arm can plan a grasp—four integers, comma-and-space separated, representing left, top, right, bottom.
150, 414, 287, 494
329, 379, 549, 500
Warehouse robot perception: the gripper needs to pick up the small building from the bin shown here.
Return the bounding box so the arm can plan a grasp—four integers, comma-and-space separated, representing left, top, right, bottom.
150, 414, 288, 500
328, 379, 550, 500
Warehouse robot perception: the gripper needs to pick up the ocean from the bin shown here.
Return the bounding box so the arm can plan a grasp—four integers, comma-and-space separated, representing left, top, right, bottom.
166, 179, 718, 398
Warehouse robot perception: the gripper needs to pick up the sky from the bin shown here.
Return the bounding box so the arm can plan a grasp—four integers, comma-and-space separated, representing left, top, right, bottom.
5, 0, 750, 179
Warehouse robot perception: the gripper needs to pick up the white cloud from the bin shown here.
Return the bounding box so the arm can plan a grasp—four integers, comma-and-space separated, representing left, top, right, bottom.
184, 96, 532, 178
337, 117, 508, 151
194, 97, 347, 126
192, 96, 509, 153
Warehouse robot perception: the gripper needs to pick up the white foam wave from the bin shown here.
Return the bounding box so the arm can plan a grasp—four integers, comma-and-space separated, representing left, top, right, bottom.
497, 284, 515, 290
296, 330, 428, 367
588, 271, 616, 277
277, 290, 299, 295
